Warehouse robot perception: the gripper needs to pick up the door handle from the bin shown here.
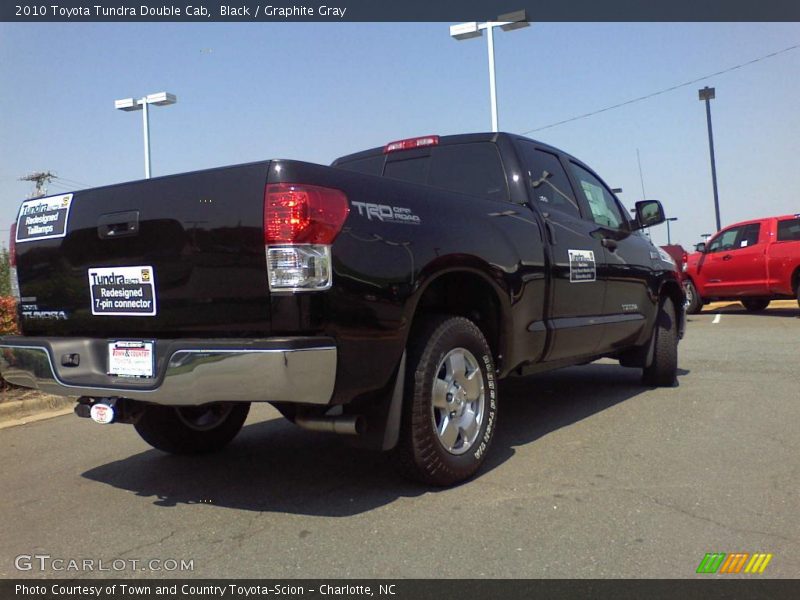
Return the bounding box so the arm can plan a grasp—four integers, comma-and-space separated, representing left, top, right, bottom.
722, 254, 733, 261
601, 238, 618, 252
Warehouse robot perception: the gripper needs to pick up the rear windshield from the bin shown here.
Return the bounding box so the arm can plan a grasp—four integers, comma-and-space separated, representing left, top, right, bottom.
336, 155, 385, 176
777, 217, 800, 241
338, 142, 509, 201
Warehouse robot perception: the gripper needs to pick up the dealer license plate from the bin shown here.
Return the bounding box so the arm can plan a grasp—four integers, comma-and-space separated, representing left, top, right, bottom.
108, 341, 154, 378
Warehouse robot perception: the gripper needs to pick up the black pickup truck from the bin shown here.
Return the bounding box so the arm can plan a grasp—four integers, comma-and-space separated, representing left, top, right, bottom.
1, 133, 684, 485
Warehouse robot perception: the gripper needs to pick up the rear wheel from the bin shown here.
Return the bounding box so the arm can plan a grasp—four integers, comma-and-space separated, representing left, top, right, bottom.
390, 316, 498, 486
741, 298, 770, 312
134, 402, 250, 454
642, 298, 679, 387
684, 280, 703, 314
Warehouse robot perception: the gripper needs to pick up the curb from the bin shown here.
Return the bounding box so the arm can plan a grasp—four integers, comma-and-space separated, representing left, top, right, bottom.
0, 393, 75, 428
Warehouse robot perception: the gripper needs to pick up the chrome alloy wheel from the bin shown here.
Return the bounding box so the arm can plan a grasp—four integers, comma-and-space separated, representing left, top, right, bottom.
175, 403, 235, 432
431, 347, 485, 455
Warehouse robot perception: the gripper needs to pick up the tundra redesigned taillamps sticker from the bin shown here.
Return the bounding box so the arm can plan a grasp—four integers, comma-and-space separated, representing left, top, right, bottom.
16, 194, 73, 242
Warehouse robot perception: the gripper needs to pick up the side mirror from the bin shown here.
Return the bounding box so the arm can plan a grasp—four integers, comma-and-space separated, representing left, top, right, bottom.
634, 200, 666, 229
695, 242, 706, 253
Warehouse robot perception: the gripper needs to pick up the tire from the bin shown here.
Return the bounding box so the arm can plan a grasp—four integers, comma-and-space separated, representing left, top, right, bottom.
684, 280, 703, 314
390, 316, 498, 486
134, 402, 250, 454
642, 298, 679, 387
741, 298, 770, 312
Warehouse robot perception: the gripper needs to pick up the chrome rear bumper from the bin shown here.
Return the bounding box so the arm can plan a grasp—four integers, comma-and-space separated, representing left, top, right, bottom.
0, 337, 336, 406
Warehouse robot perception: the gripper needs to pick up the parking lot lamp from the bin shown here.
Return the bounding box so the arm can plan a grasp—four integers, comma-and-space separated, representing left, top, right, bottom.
114, 92, 177, 179
450, 11, 529, 132
698, 86, 721, 232
666, 217, 678, 245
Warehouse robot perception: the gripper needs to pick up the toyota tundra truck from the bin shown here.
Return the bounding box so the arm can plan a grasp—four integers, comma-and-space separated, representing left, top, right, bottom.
1, 133, 684, 486
684, 214, 800, 313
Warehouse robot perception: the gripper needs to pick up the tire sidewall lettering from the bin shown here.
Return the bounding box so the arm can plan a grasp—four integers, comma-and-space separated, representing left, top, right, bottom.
474, 353, 497, 461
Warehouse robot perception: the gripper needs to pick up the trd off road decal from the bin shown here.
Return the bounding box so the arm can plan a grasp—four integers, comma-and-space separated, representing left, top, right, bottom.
16, 194, 73, 242
568, 249, 597, 283
351, 201, 421, 224
88, 266, 157, 316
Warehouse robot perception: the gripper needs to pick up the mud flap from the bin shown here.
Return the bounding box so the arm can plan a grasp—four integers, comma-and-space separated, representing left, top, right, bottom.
618, 319, 658, 368
381, 351, 406, 451
344, 351, 406, 451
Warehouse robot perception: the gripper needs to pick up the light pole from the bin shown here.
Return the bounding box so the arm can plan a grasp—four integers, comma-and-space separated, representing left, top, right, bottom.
698, 86, 721, 232
665, 217, 678, 245
115, 92, 177, 179
450, 11, 529, 132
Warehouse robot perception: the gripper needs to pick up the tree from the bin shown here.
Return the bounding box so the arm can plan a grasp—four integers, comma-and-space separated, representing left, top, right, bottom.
0, 249, 10, 297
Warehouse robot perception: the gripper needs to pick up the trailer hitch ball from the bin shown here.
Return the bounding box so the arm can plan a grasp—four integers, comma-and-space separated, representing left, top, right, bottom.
75, 397, 117, 424
90, 402, 115, 424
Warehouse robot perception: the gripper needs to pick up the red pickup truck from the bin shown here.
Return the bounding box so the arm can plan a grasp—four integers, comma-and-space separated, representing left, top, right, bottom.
684, 214, 800, 313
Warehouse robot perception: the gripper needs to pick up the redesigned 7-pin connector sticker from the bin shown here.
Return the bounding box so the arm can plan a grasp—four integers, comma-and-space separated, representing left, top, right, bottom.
16, 193, 73, 242
88, 266, 157, 316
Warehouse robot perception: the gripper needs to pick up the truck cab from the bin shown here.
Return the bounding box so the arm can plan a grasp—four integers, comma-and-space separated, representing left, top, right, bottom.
684, 215, 800, 313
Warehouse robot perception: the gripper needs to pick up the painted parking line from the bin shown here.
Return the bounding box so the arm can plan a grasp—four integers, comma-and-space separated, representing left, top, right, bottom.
712, 314, 722, 324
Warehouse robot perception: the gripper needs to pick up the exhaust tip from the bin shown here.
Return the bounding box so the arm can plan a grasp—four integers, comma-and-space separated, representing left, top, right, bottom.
295, 414, 366, 436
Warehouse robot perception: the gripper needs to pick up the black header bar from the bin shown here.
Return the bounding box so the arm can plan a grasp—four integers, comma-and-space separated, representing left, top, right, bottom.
3, 579, 800, 600
3, 0, 800, 22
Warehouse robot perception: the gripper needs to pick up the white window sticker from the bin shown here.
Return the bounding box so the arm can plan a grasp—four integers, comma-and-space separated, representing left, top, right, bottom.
16, 194, 73, 242
88, 266, 157, 316
568, 250, 597, 283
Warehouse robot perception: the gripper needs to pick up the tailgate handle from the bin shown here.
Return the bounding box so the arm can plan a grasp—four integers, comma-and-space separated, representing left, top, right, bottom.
98, 211, 139, 239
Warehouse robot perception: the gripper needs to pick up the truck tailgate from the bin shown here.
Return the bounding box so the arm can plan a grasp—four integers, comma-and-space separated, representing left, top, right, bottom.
15, 161, 271, 338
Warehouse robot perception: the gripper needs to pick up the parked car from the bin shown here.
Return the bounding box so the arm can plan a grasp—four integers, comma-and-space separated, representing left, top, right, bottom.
660, 243, 689, 276
684, 214, 800, 313
0, 132, 684, 486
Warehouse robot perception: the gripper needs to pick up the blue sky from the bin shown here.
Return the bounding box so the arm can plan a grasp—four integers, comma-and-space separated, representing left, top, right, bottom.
1, 22, 799, 248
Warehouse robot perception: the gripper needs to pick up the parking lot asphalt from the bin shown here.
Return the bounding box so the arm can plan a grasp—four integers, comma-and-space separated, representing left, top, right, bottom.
1, 302, 798, 579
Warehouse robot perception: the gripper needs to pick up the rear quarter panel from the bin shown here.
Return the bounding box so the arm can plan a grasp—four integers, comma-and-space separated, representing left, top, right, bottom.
267, 160, 547, 403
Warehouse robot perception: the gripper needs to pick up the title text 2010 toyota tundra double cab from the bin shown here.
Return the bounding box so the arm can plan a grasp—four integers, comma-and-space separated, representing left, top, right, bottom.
1, 133, 684, 486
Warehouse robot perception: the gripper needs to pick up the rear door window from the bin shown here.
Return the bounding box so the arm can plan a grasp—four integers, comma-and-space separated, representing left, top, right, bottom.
777, 217, 800, 241
428, 143, 509, 201
516, 143, 580, 218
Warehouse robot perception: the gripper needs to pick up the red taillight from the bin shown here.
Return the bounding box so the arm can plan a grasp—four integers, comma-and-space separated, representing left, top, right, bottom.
383, 135, 439, 154
682, 252, 688, 264
264, 183, 349, 245
9, 222, 16, 267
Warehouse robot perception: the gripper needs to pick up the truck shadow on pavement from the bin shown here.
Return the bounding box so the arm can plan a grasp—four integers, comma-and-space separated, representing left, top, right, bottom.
82, 363, 688, 516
